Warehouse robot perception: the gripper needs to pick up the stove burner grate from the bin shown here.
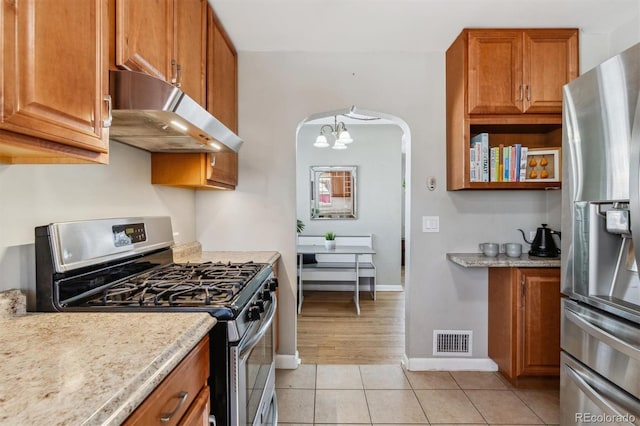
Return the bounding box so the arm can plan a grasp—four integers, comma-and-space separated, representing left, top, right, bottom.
85, 261, 265, 308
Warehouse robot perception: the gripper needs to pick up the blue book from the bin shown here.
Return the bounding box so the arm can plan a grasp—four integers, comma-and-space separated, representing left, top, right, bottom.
503, 146, 510, 182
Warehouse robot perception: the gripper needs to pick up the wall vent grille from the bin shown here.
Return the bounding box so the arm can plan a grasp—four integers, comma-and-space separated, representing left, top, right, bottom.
433, 330, 472, 356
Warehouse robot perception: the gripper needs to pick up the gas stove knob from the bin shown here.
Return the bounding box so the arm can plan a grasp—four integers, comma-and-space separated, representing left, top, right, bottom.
247, 305, 261, 321
255, 300, 265, 313
261, 288, 272, 302
268, 277, 279, 291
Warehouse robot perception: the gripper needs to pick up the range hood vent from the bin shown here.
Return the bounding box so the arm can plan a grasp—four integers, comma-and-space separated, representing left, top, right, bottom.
108, 70, 243, 153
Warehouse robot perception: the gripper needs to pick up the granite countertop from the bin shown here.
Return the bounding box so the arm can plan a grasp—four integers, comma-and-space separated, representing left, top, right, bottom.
173, 242, 281, 265
447, 252, 561, 268
0, 291, 216, 425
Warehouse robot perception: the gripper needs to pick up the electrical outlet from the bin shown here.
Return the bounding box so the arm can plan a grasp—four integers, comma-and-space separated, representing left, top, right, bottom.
529, 230, 536, 241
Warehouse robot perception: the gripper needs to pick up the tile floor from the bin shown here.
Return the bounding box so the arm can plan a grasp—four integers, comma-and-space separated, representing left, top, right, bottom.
275, 364, 559, 425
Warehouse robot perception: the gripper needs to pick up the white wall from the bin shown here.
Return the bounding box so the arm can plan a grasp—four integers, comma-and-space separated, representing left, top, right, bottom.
194, 50, 558, 363
296, 124, 403, 287
0, 142, 196, 307
196, 15, 640, 367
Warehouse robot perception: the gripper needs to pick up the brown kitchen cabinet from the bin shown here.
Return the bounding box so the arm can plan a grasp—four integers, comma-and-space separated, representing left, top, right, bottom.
446, 28, 577, 190
152, 152, 238, 190
115, 0, 207, 105
207, 8, 238, 133
488, 267, 561, 386
465, 29, 578, 115
125, 335, 210, 425
0, 0, 110, 164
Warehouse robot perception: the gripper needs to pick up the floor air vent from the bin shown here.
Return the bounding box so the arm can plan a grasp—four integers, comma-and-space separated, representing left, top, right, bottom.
433, 330, 472, 356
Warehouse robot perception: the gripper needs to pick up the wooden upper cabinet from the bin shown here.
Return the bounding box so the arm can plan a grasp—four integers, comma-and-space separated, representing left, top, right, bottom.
115, 0, 206, 104
466, 29, 578, 115
445, 28, 577, 190
468, 31, 523, 114
207, 9, 238, 133
524, 30, 579, 114
0, 0, 109, 164
175, 0, 207, 105
115, 0, 173, 81
152, 152, 237, 190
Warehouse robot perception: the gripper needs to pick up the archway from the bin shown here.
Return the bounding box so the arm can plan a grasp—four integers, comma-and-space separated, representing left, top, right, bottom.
294, 106, 412, 364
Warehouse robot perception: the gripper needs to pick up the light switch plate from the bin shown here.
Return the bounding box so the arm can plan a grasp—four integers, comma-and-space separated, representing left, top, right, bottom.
423, 216, 439, 232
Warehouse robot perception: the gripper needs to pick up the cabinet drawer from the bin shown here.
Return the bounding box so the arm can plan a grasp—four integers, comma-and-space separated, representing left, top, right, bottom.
125, 335, 210, 425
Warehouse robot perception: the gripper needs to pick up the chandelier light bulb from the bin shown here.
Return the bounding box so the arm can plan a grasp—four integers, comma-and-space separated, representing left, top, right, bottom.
338, 130, 353, 144
314, 134, 329, 148
332, 141, 347, 150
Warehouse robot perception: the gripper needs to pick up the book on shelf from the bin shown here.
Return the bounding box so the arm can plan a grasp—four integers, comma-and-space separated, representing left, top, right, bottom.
470, 133, 489, 182
519, 146, 529, 181
469, 134, 529, 183
503, 146, 510, 182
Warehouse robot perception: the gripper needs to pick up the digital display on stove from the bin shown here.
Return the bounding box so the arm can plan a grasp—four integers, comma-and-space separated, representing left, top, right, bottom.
112, 223, 146, 247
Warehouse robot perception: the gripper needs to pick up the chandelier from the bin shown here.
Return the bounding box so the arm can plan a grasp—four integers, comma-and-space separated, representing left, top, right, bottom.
314, 116, 354, 150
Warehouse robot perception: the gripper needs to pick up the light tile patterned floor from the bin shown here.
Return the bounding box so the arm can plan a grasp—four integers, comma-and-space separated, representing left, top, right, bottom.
275, 364, 559, 425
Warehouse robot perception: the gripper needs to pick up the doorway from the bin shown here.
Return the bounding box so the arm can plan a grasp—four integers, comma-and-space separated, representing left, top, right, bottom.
294, 106, 411, 364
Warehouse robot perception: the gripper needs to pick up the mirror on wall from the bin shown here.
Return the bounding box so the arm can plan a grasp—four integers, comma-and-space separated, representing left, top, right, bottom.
310, 166, 357, 219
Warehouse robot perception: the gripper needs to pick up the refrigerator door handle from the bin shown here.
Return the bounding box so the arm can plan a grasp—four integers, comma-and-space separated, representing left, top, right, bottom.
565, 308, 640, 359
564, 362, 639, 419
628, 93, 640, 270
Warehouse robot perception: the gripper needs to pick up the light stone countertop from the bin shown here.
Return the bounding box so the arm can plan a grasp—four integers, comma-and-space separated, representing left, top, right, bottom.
447, 252, 561, 268
173, 242, 281, 265
0, 242, 276, 425
0, 308, 215, 425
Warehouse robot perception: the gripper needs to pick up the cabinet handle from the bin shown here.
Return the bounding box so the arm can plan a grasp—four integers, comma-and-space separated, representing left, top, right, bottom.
160, 390, 188, 423
521, 276, 525, 300
170, 59, 178, 85
210, 155, 216, 167
526, 85, 531, 101
518, 85, 524, 101
175, 64, 182, 88
102, 95, 112, 128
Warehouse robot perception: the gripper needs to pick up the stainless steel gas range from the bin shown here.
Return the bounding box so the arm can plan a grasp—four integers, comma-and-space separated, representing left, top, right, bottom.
34, 216, 277, 426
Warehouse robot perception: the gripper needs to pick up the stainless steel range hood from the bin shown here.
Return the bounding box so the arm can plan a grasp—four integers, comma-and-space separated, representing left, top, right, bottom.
108, 70, 243, 153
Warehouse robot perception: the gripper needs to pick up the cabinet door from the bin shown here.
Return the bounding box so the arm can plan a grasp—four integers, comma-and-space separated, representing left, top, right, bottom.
175, 0, 207, 105
207, 9, 238, 132
517, 268, 561, 376
115, 0, 174, 82
467, 30, 523, 114
1, 0, 109, 156
207, 152, 237, 187
523, 30, 578, 113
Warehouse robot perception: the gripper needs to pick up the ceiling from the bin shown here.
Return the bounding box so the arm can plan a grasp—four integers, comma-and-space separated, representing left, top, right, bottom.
207, 0, 639, 53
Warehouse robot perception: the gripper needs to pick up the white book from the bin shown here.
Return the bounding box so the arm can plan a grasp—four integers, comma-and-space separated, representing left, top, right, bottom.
519, 147, 529, 181
471, 133, 489, 182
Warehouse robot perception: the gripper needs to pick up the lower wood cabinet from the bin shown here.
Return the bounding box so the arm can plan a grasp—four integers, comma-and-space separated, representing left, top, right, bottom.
488, 267, 561, 385
124, 335, 210, 425
151, 152, 237, 190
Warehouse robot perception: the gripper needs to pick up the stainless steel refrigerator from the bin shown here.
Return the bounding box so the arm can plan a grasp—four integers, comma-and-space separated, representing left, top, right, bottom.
562, 42, 640, 424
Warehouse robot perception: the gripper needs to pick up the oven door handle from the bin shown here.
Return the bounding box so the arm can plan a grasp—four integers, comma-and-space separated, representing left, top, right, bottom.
239, 294, 277, 362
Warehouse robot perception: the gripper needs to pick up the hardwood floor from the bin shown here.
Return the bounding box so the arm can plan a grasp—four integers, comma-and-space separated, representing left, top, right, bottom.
297, 291, 405, 364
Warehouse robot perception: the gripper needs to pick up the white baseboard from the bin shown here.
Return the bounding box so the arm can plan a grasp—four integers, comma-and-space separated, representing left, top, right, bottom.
275, 351, 301, 369
402, 356, 498, 371
304, 284, 404, 292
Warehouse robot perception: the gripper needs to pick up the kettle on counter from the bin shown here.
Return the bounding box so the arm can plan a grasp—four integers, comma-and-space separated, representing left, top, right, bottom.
518, 224, 561, 257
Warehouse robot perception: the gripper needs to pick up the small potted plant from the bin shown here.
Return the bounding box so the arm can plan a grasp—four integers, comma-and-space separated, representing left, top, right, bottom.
324, 231, 336, 250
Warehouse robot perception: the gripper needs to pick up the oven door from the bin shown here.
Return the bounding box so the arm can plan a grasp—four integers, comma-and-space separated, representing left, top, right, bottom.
230, 293, 277, 426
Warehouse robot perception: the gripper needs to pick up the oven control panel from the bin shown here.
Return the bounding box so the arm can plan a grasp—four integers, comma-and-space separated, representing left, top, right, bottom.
112, 223, 147, 247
